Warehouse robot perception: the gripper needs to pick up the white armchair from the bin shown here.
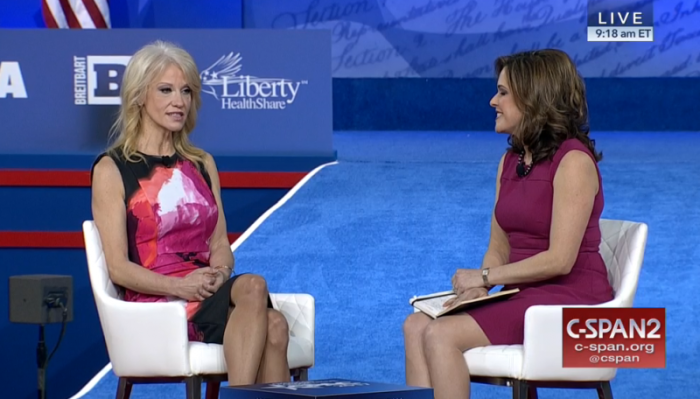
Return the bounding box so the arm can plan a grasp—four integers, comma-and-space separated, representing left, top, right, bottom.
82, 220, 315, 399
463, 218, 648, 399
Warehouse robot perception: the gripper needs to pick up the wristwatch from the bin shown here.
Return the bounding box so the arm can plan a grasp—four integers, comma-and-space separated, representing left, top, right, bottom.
482, 268, 491, 288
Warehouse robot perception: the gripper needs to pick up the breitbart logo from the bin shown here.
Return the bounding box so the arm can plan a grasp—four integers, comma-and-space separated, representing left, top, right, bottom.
73, 55, 130, 105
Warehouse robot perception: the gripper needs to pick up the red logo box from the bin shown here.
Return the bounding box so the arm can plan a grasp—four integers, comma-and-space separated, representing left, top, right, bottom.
562, 308, 665, 368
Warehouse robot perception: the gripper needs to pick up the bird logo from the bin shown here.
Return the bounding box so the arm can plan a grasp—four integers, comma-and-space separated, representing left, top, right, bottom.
199, 52, 244, 100
200, 52, 297, 101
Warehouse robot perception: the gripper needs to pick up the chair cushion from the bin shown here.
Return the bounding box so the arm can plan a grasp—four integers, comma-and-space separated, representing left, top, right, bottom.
189, 342, 227, 375
466, 345, 524, 379
188, 335, 314, 375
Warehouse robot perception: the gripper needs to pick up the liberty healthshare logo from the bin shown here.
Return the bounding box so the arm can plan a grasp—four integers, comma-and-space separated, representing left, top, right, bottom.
200, 52, 307, 110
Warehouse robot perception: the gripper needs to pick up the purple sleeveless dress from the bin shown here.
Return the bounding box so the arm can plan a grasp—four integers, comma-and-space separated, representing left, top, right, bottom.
467, 138, 614, 345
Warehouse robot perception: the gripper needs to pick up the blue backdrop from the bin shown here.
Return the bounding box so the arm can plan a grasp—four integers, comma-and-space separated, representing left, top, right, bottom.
3, 0, 699, 79
244, 0, 700, 78
0, 29, 333, 156
3, 1, 700, 132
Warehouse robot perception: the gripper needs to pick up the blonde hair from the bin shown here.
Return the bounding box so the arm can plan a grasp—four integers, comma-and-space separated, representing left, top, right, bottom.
107, 40, 206, 165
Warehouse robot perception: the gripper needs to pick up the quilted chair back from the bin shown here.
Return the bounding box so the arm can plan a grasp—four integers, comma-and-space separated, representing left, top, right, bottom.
598, 219, 648, 308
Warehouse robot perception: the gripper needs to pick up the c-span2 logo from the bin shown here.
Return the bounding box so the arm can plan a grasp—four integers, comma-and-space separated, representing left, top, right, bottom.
73, 52, 307, 110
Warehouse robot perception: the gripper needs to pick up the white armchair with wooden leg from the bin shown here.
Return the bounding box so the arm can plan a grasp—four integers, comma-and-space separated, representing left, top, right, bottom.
82, 220, 315, 399
463, 218, 648, 398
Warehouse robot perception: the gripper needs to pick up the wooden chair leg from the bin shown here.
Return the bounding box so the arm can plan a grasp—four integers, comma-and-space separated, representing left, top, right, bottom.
205, 381, 221, 399
512, 380, 529, 399
597, 382, 613, 399
116, 377, 132, 399
185, 376, 203, 399
528, 385, 538, 399
290, 368, 309, 382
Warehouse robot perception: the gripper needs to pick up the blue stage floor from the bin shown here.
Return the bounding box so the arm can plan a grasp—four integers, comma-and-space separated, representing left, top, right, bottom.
76, 130, 700, 399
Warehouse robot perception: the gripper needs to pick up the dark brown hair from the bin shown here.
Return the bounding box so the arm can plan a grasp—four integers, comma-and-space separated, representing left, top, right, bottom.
495, 49, 602, 163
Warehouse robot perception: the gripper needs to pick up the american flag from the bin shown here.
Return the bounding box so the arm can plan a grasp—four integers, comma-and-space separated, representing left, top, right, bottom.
42, 0, 111, 29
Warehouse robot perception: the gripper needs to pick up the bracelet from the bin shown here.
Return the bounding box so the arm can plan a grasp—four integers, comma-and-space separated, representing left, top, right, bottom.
482, 268, 492, 288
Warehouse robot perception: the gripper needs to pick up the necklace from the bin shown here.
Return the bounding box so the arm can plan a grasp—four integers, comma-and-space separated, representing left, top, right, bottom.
516, 150, 533, 177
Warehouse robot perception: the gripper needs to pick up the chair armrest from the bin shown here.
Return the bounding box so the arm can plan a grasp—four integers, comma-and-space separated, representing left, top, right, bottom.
270, 293, 315, 366
520, 299, 623, 381
94, 293, 191, 377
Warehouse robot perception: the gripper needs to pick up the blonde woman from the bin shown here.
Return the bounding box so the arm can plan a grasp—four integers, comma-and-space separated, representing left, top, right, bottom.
90, 41, 290, 386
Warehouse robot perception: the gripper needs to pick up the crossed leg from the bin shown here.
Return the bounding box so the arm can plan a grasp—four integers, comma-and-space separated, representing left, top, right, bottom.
403, 313, 432, 388
403, 312, 491, 399
222, 274, 290, 386
256, 309, 290, 383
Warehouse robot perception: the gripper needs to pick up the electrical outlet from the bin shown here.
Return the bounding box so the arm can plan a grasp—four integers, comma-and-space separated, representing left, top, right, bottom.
42, 285, 71, 323
44, 290, 68, 309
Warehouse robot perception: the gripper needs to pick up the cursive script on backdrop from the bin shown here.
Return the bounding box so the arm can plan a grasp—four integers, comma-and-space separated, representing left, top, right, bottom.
246, 0, 700, 78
